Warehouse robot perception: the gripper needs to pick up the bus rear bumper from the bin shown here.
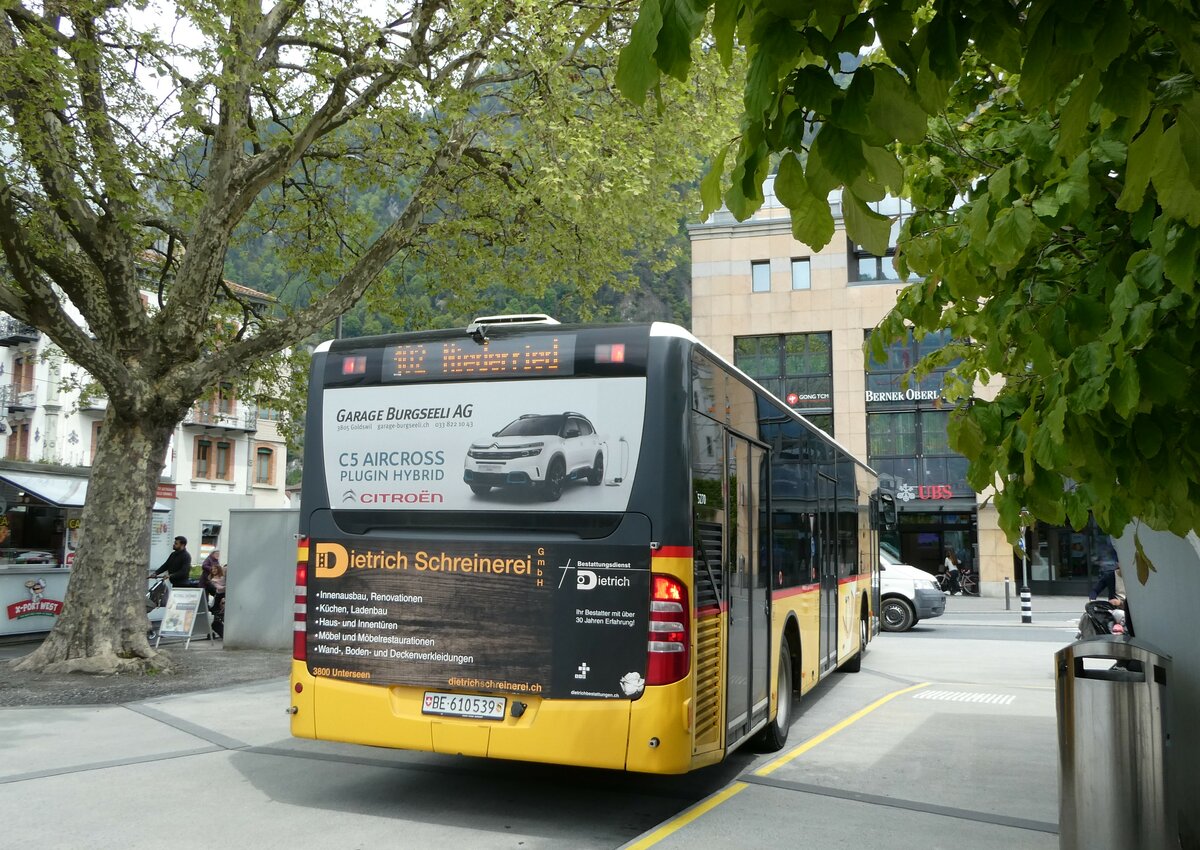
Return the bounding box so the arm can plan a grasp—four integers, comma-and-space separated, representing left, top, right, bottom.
288, 662, 701, 772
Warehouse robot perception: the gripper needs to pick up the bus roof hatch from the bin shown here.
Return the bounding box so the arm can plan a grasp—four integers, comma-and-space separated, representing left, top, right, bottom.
466, 313, 560, 343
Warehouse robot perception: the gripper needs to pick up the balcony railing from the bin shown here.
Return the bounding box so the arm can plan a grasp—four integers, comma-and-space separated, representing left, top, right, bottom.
0, 317, 40, 346
0, 383, 36, 410
182, 406, 257, 432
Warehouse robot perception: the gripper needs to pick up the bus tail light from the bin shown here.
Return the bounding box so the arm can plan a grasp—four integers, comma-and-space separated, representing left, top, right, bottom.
294, 538, 308, 661
646, 574, 689, 686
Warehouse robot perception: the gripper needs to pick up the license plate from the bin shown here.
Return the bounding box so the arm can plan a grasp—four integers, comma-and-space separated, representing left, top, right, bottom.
422, 692, 506, 720
477, 463, 502, 470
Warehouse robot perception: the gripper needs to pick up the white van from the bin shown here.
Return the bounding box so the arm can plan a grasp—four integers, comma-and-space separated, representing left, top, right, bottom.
880, 551, 945, 631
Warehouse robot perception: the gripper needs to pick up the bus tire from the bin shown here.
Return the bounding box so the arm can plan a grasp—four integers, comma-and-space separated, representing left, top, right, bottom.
841, 616, 866, 673
586, 452, 604, 485
753, 643, 793, 752
541, 457, 566, 501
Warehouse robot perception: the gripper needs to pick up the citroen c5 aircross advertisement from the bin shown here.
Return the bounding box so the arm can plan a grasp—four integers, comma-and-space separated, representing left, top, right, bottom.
306, 538, 651, 699
322, 378, 645, 510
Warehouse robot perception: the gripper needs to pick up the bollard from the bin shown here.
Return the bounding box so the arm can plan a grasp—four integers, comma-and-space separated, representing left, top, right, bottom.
1021, 584, 1032, 623
1005, 577, 1011, 610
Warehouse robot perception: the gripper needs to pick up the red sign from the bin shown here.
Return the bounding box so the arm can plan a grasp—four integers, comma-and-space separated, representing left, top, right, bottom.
786, 392, 799, 406
7, 597, 64, 620
156, 483, 177, 499
918, 485, 954, 500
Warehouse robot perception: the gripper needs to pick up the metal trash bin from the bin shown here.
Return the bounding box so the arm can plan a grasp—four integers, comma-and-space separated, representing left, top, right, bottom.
1055, 636, 1172, 850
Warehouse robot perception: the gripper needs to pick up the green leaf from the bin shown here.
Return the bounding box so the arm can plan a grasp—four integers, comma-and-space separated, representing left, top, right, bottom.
867, 65, 929, 144
1133, 530, 1157, 585
712, 0, 741, 66
1098, 56, 1152, 126
775, 152, 836, 249
654, 0, 707, 81
790, 66, 840, 115
862, 145, 903, 193
1151, 125, 1200, 226
1057, 72, 1100, 158
804, 141, 839, 197
843, 190, 891, 255
1116, 110, 1163, 212
812, 124, 866, 185
615, 0, 666, 104
700, 145, 729, 220
926, 11, 960, 82
985, 204, 1035, 274
1163, 226, 1198, 292
1112, 361, 1141, 419
1176, 96, 1200, 184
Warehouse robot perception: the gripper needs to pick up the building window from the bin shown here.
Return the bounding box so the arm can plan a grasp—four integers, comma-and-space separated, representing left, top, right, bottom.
849, 197, 912, 283
194, 437, 233, 481
216, 382, 235, 415
791, 258, 811, 290
257, 400, 284, 421
751, 261, 771, 293
90, 421, 103, 465
255, 446, 274, 485
195, 438, 210, 478
6, 422, 30, 460
734, 332, 834, 434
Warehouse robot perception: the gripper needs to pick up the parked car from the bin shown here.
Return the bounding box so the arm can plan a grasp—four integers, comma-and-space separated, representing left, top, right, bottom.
464, 412, 605, 501
880, 552, 945, 631
10, 550, 56, 565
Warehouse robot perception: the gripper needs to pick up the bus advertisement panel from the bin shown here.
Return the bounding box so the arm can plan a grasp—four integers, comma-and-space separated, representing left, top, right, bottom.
307, 537, 650, 699
321, 377, 645, 510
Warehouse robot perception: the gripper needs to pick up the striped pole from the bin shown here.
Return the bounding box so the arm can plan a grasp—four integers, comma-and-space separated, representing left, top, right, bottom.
1020, 585, 1032, 624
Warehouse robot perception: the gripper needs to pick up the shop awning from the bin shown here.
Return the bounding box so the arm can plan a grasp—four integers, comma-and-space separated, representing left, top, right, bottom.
0, 472, 172, 511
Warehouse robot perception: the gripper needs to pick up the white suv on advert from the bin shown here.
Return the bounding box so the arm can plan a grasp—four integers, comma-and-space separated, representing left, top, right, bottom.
880, 551, 946, 631
464, 412, 605, 501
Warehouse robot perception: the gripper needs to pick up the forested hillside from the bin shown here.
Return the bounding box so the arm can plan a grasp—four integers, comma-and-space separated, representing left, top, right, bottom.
224, 205, 695, 337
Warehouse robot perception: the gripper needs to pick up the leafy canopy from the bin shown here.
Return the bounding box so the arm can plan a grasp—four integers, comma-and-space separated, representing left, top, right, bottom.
618, 0, 1200, 546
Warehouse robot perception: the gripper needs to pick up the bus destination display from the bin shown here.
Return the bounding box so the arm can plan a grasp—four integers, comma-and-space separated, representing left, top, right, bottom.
384, 335, 577, 383
306, 537, 651, 699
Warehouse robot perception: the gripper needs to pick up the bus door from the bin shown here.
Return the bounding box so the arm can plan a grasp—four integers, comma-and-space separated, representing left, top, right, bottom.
818, 472, 838, 673
725, 433, 770, 744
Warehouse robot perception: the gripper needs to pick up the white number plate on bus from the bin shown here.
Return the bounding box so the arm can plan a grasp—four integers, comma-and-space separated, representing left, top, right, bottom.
422, 692, 506, 720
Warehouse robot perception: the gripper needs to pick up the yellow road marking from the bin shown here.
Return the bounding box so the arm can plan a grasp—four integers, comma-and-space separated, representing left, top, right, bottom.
756, 681, 930, 777
623, 783, 749, 850
627, 681, 929, 847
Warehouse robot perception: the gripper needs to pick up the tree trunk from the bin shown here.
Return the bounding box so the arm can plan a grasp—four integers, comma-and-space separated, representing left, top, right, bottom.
13, 411, 176, 674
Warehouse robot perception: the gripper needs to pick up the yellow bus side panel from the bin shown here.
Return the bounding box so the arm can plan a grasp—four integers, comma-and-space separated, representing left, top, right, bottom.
773, 589, 821, 695
290, 661, 316, 739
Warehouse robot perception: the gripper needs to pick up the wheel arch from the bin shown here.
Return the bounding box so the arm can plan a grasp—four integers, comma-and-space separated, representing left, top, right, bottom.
781, 613, 802, 692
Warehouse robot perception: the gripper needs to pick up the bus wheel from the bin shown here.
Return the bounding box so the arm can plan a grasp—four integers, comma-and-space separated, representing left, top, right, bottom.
753, 644, 793, 752
841, 617, 865, 673
586, 452, 604, 485
542, 458, 566, 501
469, 484, 491, 495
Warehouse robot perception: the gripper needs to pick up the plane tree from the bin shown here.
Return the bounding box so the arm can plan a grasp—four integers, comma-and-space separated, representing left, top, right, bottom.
1, 0, 739, 673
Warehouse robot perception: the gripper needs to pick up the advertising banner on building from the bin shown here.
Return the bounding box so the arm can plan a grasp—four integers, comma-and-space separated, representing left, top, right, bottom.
321, 377, 646, 511
306, 537, 651, 699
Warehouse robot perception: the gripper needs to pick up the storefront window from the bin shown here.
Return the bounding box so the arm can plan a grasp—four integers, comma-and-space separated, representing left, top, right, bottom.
1025, 517, 1116, 584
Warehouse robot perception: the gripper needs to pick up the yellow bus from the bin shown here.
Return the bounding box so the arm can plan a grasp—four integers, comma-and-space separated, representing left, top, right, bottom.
289, 316, 885, 773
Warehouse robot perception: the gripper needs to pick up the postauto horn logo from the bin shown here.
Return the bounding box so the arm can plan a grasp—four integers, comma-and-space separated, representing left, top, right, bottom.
314, 542, 349, 579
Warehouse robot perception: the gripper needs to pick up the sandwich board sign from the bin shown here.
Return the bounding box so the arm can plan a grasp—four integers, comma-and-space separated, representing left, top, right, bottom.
156, 587, 211, 648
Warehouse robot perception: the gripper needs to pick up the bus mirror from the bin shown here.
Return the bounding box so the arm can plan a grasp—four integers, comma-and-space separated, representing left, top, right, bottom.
879, 492, 897, 531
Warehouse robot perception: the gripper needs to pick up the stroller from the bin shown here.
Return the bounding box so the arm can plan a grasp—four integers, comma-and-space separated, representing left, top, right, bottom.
1075, 598, 1133, 640
146, 576, 170, 639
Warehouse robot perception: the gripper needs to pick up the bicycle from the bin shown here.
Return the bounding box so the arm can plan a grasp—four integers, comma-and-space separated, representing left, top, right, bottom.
936, 568, 979, 596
